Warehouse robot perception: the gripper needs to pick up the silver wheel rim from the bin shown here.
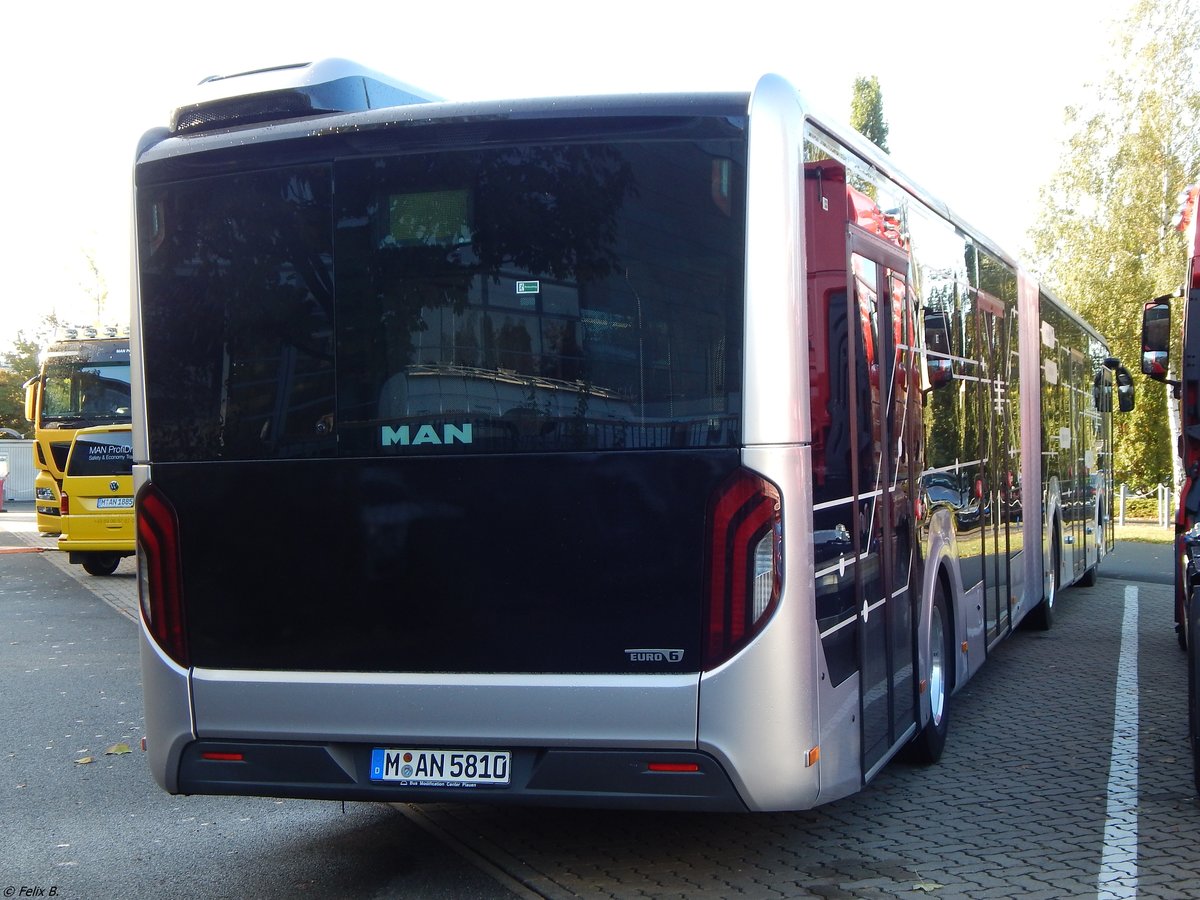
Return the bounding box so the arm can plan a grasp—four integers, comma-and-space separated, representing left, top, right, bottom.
1047, 532, 1059, 609
929, 602, 946, 727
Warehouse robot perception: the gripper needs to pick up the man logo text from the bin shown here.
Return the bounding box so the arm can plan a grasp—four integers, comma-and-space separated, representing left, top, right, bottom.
382, 423, 473, 447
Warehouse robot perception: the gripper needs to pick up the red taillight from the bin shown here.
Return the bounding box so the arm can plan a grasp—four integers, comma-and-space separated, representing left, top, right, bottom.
647, 762, 700, 773
60, 491, 69, 516
200, 752, 244, 762
704, 469, 783, 669
136, 483, 189, 667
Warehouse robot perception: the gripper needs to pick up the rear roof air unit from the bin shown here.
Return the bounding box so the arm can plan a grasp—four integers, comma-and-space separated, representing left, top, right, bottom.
170, 58, 440, 135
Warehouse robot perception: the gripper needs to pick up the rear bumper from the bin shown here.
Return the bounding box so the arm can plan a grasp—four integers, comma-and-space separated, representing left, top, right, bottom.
140, 636, 735, 808
175, 740, 747, 811
60, 538, 135, 554
59, 518, 134, 554
61, 542, 135, 556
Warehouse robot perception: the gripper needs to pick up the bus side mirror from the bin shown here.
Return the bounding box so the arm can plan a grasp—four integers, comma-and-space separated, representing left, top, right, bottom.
22, 377, 37, 423
1114, 364, 1135, 413
1141, 298, 1172, 380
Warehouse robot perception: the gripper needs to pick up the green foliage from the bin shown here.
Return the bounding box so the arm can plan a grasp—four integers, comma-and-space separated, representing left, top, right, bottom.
0, 317, 63, 437
850, 76, 890, 153
1123, 496, 1166, 518
1030, 0, 1200, 491
0, 332, 42, 436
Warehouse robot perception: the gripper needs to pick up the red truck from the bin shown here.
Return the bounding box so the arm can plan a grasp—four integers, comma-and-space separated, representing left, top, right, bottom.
1140, 182, 1200, 792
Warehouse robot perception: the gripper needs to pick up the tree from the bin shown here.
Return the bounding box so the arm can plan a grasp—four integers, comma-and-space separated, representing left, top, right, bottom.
1030, 0, 1200, 492
82, 251, 109, 321
0, 331, 43, 436
850, 76, 890, 153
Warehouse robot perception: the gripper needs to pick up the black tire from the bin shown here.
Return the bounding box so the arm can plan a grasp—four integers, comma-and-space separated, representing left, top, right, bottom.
1181, 607, 1191, 653
1179, 576, 1190, 652
81, 553, 120, 577
1188, 587, 1200, 795
1027, 527, 1060, 631
905, 581, 951, 764
1083, 504, 1105, 590
1079, 563, 1098, 588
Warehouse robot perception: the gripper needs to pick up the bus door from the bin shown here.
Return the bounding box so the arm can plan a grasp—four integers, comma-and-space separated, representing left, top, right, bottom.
1092, 359, 1115, 551
977, 291, 1012, 644
849, 230, 918, 776
1067, 347, 1089, 579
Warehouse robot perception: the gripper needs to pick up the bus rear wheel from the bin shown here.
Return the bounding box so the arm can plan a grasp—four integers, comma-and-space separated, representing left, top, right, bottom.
82, 553, 121, 577
905, 582, 950, 764
1078, 562, 1098, 587
1027, 526, 1060, 631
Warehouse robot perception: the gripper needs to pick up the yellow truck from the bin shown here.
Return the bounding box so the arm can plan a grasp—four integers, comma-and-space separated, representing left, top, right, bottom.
57, 424, 134, 576
24, 325, 131, 533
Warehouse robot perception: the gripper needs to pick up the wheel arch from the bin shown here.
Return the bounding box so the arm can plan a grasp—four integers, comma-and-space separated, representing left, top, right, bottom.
919, 516, 962, 716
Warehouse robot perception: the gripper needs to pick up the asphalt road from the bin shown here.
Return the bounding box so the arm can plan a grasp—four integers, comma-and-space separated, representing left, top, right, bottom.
1103, 536, 1175, 584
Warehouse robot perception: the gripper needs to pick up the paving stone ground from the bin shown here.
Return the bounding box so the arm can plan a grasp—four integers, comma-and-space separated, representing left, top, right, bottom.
411, 575, 1200, 899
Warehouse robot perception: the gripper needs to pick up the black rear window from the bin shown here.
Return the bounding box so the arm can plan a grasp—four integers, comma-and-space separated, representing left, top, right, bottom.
138, 118, 747, 461
68, 432, 133, 476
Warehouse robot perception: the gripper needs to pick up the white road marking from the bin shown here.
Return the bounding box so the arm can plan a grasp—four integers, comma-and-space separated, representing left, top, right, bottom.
1097, 585, 1139, 899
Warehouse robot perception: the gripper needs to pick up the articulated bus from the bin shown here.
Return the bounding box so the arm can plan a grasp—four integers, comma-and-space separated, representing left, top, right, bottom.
24, 325, 132, 533
133, 61, 1132, 811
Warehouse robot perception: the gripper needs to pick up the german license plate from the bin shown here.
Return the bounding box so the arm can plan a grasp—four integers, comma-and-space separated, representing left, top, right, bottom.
96, 497, 133, 509
369, 748, 511, 786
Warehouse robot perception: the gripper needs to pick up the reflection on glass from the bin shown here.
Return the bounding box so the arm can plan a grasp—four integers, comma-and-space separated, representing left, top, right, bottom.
138, 127, 749, 461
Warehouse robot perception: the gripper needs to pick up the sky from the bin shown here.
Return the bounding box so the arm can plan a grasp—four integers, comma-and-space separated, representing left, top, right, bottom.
0, 0, 1139, 357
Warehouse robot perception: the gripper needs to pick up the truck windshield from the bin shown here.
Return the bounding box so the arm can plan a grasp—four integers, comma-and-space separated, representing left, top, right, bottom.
41, 360, 132, 422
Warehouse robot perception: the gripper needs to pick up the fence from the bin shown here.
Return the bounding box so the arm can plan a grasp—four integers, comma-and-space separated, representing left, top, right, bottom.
0, 440, 35, 503
1117, 483, 1172, 528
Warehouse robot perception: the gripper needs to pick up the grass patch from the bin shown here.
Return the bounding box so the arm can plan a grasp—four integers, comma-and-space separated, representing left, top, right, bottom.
1114, 521, 1174, 544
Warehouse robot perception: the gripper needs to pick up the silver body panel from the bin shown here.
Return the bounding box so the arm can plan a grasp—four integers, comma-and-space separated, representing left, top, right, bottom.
139, 628, 194, 793
700, 445, 822, 809
740, 74, 809, 448
189, 670, 700, 749
696, 76, 823, 810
